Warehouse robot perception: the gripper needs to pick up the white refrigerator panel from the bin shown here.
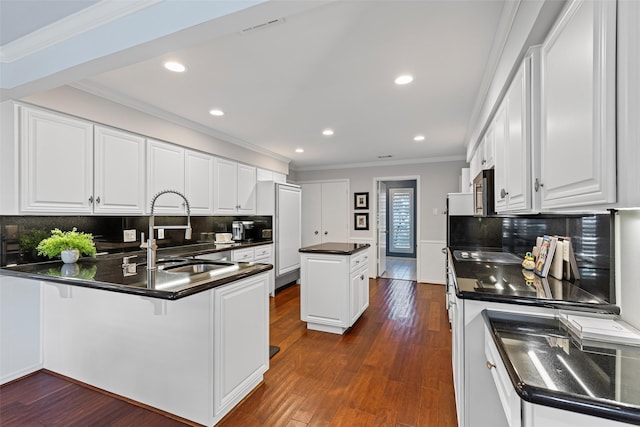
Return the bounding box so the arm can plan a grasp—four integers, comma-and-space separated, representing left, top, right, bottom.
276, 184, 301, 276
448, 193, 474, 216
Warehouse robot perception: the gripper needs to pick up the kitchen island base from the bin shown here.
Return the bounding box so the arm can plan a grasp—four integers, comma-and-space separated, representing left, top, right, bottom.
41, 272, 269, 426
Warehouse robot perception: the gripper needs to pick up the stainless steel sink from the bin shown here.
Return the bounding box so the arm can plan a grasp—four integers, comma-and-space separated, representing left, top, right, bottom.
163, 261, 236, 274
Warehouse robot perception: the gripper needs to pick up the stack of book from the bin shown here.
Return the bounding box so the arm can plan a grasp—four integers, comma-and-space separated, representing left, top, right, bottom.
561, 313, 640, 346
534, 235, 580, 280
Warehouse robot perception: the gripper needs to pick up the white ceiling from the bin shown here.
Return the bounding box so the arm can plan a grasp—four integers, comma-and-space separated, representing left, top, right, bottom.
2, 0, 507, 171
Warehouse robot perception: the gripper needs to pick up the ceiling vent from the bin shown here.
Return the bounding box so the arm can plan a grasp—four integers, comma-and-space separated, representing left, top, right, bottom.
240, 18, 285, 34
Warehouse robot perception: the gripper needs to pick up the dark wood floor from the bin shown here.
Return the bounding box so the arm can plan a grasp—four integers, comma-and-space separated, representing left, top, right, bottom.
0, 278, 456, 426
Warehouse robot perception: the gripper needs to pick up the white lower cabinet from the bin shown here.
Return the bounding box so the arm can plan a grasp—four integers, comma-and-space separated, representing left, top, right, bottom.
300, 249, 369, 334
213, 274, 269, 419
484, 324, 630, 427
0, 276, 42, 384
41, 273, 269, 426
232, 245, 276, 296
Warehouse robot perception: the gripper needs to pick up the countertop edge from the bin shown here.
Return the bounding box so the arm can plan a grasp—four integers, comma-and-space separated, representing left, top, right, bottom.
481, 310, 640, 425
0, 262, 273, 300
298, 243, 370, 255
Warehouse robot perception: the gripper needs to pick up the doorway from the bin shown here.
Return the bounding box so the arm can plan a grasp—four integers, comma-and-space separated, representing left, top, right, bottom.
374, 177, 419, 281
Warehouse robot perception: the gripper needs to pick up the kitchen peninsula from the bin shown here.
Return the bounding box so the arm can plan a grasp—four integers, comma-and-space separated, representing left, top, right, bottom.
299, 242, 370, 334
0, 241, 274, 426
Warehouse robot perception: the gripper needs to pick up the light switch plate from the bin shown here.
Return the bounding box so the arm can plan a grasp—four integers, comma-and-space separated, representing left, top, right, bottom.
123, 229, 136, 242
158, 228, 165, 239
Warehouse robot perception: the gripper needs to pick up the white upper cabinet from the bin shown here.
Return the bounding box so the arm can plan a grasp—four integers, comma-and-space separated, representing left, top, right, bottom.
94, 126, 146, 215
185, 149, 214, 215
538, 0, 616, 209
300, 181, 348, 247
616, 0, 640, 208
147, 139, 186, 214
482, 126, 495, 169
494, 59, 532, 213
213, 158, 256, 214
20, 107, 94, 214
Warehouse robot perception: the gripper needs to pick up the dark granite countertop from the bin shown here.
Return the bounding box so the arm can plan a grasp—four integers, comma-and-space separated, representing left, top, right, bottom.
449, 248, 619, 315
482, 310, 640, 425
0, 241, 273, 300
298, 242, 370, 255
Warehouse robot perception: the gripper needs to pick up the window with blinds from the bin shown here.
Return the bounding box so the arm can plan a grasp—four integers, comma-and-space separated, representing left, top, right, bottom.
389, 188, 414, 254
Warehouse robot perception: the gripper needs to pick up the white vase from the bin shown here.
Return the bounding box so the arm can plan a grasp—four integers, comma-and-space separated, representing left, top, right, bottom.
61, 249, 80, 264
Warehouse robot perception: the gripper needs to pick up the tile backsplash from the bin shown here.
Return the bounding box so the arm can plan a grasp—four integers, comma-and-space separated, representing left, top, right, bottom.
0, 215, 272, 266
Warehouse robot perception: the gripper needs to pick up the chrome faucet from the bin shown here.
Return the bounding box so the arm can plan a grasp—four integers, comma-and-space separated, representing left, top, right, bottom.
144, 190, 192, 284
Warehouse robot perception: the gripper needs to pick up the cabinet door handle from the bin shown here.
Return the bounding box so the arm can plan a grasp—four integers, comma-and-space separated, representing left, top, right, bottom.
534, 178, 544, 192
360, 274, 365, 280
314, 230, 319, 235
96, 196, 101, 204
486, 361, 496, 370
500, 188, 508, 199
89, 196, 94, 204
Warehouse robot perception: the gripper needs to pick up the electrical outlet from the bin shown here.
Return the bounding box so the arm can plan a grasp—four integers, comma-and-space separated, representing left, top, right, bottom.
123, 229, 136, 242
158, 228, 165, 239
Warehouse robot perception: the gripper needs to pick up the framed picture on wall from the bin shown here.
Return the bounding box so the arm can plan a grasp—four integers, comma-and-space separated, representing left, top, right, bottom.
354, 192, 369, 210
354, 213, 369, 230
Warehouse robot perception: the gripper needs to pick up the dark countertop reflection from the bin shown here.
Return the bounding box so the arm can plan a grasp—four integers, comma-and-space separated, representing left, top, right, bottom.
451, 250, 618, 314
482, 310, 640, 424
0, 241, 273, 300
299, 242, 370, 255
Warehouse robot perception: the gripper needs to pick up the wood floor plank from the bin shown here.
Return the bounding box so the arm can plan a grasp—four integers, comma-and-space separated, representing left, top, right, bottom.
0, 279, 457, 427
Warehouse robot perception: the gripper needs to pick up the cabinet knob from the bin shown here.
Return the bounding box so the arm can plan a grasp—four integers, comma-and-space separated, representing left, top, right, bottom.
534, 178, 544, 192
96, 196, 101, 204
486, 361, 496, 370
500, 188, 508, 199
89, 196, 94, 204
482, 159, 486, 165
360, 274, 365, 280
314, 230, 319, 235
324, 231, 328, 235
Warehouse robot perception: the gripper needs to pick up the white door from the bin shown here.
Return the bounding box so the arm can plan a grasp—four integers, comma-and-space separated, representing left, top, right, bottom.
276, 184, 301, 275
147, 139, 185, 214
320, 181, 348, 242
213, 158, 238, 214
236, 163, 256, 214
388, 187, 414, 255
185, 150, 214, 214
377, 180, 387, 276
20, 107, 94, 213
94, 126, 146, 215
301, 183, 322, 247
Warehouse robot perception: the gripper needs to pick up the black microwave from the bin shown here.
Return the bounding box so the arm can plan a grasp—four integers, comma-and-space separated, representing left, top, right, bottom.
472, 169, 495, 216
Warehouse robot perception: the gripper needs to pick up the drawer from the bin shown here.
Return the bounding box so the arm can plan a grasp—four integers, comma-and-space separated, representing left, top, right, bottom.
350, 251, 368, 272
232, 247, 254, 262
485, 325, 521, 427
253, 245, 272, 259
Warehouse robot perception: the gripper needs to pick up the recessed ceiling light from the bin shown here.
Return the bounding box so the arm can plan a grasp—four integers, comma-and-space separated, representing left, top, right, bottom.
414, 135, 425, 142
209, 109, 224, 116
295, 148, 304, 153
394, 74, 413, 85
322, 129, 334, 136
164, 61, 186, 72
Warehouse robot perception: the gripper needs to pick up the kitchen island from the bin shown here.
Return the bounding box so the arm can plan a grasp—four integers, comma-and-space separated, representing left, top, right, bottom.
299, 242, 370, 334
0, 242, 274, 426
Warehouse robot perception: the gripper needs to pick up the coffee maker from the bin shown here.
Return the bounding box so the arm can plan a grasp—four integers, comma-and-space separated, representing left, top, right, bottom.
232, 221, 243, 241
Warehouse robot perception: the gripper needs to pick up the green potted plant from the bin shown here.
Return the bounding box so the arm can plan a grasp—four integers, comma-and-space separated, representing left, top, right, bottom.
36, 228, 97, 263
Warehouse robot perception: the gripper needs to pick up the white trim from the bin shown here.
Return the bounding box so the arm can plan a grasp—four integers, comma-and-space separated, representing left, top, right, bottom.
0, 1, 162, 63
371, 175, 421, 282
291, 155, 465, 172
71, 81, 292, 164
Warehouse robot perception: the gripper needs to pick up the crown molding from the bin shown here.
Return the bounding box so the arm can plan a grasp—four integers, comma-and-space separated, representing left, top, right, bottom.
290, 155, 466, 172
0, 1, 161, 63
71, 81, 292, 163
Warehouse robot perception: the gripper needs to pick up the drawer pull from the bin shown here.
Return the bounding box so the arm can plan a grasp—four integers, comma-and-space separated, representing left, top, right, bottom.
486, 361, 496, 370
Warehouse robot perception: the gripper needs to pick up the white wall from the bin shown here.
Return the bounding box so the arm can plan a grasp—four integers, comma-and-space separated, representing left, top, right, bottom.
616, 210, 640, 330
20, 86, 289, 175
293, 160, 465, 242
